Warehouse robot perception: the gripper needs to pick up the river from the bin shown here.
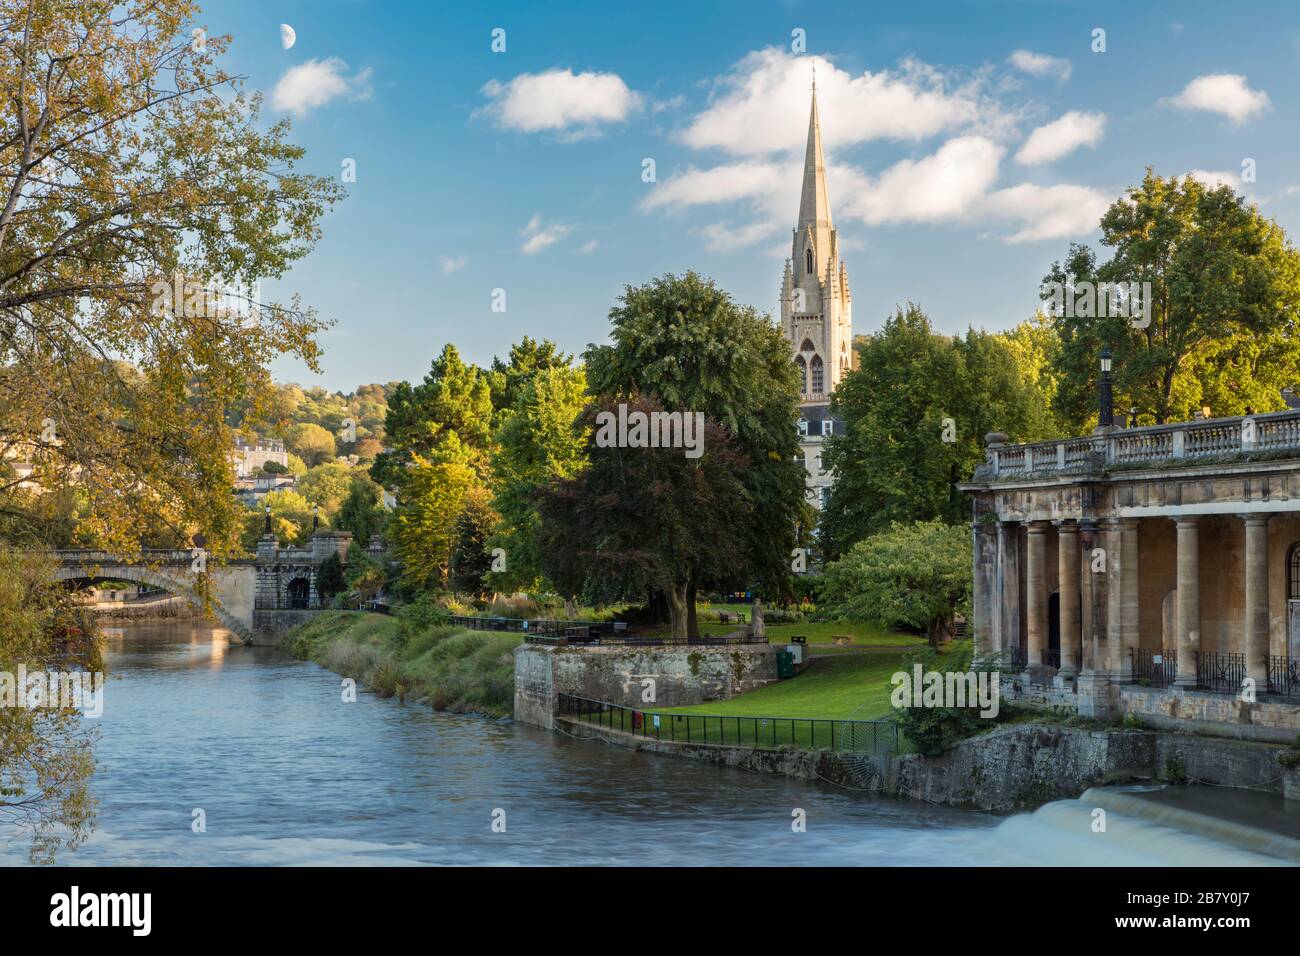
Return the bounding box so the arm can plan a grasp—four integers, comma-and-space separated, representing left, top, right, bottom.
1, 621, 1292, 866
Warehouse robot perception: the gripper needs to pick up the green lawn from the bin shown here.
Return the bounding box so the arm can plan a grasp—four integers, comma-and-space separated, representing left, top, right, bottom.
563, 653, 907, 751
660, 652, 905, 721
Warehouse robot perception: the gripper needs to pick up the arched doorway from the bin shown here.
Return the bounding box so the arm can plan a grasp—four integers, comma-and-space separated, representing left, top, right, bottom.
287, 576, 311, 610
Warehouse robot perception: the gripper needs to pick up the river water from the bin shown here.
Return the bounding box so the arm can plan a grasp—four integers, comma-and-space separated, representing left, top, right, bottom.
1, 621, 1292, 866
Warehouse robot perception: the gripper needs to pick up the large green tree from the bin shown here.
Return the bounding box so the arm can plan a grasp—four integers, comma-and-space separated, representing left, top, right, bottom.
1044, 170, 1300, 426
539, 395, 751, 638
488, 363, 589, 593
819, 304, 1050, 560
560, 272, 809, 629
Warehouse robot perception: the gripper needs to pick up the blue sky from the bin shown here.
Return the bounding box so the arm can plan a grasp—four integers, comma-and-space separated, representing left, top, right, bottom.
205, 0, 1300, 391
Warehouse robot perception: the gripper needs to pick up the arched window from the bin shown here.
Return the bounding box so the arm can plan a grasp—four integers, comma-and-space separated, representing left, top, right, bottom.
806, 248, 814, 275
810, 355, 824, 393
794, 354, 807, 393
1288, 543, 1300, 599
799, 338, 815, 353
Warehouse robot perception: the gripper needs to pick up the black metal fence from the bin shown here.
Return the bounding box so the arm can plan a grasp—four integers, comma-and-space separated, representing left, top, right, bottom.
1266, 655, 1300, 699
1131, 648, 1178, 687
1041, 648, 1061, 669
443, 615, 768, 646
1195, 650, 1246, 694
557, 694, 899, 754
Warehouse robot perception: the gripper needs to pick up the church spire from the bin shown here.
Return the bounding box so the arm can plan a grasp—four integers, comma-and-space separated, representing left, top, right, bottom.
798, 75, 831, 232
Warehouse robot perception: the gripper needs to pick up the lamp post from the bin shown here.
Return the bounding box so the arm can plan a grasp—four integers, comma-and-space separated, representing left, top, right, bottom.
1099, 345, 1114, 429
312, 504, 319, 532
264, 503, 272, 535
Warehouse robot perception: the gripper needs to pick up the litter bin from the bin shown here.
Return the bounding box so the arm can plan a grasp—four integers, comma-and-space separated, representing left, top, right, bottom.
776, 650, 795, 679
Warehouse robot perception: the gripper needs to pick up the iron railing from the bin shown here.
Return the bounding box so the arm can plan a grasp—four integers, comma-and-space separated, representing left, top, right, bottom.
1003, 644, 1027, 670
445, 615, 767, 646
1195, 650, 1246, 694
1131, 648, 1178, 687
1266, 655, 1300, 699
1041, 648, 1061, 669
557, 694, 899, 754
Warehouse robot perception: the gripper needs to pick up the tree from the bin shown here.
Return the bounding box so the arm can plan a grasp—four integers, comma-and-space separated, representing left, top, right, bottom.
487, 336, 572, 413
1044, 170, 1300, 427
315, 551, 346, 604
387, 434, 477, 592
284, 423, 337, 467
336, 474, 386, 548
0, 2, 337, 860
449, 488, 497, 599
0, 548, 102, 863
371, 343, 494, 490
296, 461, 355, 517
344, 549, 386, 605
0, 0, 340, 560
581, 272, 810, 611
821, 520, 972, 648
488, 363, 589, 592
539, 395, 751, 639
819, 305, 1050, 560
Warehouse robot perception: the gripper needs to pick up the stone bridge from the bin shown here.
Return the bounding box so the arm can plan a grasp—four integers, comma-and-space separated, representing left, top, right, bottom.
49, 530, 353, 645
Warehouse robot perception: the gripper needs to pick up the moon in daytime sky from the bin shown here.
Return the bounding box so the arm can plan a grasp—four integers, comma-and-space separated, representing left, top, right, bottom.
280, 24, 296, 50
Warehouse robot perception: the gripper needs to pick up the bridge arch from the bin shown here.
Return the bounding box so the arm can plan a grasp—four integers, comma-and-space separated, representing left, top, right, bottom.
52, 558, 255, 644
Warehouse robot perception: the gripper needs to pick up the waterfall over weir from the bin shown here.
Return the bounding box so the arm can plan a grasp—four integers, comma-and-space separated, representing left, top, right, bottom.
984, 785, 1300, 866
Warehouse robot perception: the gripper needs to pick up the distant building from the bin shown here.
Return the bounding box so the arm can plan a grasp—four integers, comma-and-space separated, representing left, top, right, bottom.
780, 80, 854, 509
232, 436, 288, 478
233, 472, 297, 505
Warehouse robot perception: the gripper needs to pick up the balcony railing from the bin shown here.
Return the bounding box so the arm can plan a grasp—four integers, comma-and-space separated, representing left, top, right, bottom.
978, 409, 1300, 481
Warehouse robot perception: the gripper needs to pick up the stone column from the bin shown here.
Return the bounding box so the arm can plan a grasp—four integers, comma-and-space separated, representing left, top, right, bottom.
1174, 516, 1200, 687
1056, 520, 1081, 676
1026, 521, 1050, 668
1121, 520, 1141, 678
1243, 514, 1270, 685
972, 519, 997, 661
1105, 517, 1139, 679
998, 522, 1021, 664
1079, 520, 1098, 672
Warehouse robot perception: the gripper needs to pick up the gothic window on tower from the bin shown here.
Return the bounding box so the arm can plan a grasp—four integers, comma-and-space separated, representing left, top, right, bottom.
794, 354, 807, 393
810, 355, 824, 393
806, 248, 814, 275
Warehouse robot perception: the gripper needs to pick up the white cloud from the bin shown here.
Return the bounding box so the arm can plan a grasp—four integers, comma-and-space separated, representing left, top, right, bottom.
440, 255, 468, 273
1007, 50, 1072, 82
481, 69, 641, 134
679, 49, 1008, 156
1164, 74, 1271, 124
1015, 111, 1106, 165
841, 137, 1004, 225
520, 214, 573, 255
1186, 169, 1242, 190
580, 239, 599, 253
272, 58, 372, 117
639, 161, 794, 213
981, 183, 1110, 243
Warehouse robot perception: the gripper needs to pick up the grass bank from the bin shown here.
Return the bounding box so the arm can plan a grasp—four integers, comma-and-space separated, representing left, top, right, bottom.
285, 611, 521, 718
698, 604, 924, 649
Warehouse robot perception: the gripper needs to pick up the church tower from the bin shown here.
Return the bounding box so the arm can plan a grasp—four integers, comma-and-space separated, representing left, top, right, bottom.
780, 79, 853, 509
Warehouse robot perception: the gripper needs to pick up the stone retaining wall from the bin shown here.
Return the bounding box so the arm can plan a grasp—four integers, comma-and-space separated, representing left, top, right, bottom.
557, 717, 1291, 811
515, 642, 779, 730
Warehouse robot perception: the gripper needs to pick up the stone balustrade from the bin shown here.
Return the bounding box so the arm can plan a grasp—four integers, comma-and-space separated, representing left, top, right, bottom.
981, 409, 1300, 479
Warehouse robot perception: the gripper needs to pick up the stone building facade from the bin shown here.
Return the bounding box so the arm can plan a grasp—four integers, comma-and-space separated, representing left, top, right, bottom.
780, 82, 854, 510
961, 409, 1300, 740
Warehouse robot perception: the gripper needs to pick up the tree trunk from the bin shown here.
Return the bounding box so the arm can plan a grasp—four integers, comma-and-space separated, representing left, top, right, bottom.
664, 582, 689, 641
686, 579, 699, 640
564, 597, 578, 618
